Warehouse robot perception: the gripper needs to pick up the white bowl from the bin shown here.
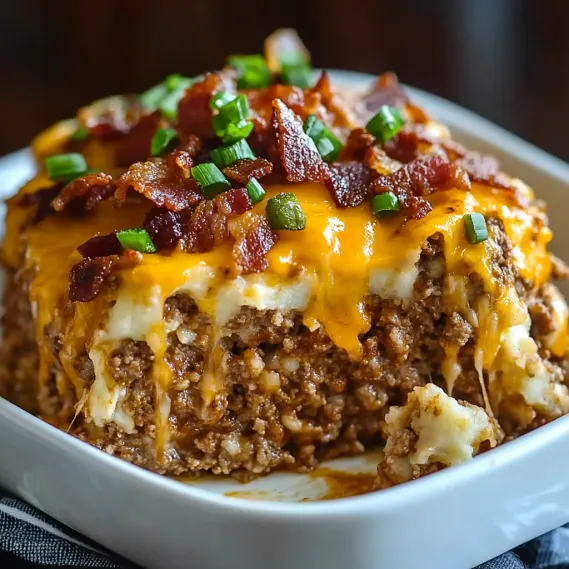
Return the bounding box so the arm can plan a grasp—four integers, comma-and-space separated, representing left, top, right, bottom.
1, 71, 569, 569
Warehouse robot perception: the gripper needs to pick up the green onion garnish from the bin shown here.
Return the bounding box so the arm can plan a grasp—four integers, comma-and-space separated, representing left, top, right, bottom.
151, 128, 178, 156
303, 114, 326, 141
218, 94, 249, 125
140, 83, 169, 110
366, 105, 405, 143
464, 213, 488, 244
213, 95, 253, 143
314, 137, 341, 162
116, 229, 157, 253
45, 153, 88, 182
222, 120, 254, 144
70, 126, 89, 142
141, 75, 199, 119
211, 139, 256, 169
210, 92, 236, 110
158, 90, 186, 121
246, 179, 266, 205
371, 192, 400, 216
281, 62, 312, 88
266, 192, 306, 231
227, 55, 272, 89
302, 114, 342, 162
191, 163, 232, 199
164, 74, 195, 92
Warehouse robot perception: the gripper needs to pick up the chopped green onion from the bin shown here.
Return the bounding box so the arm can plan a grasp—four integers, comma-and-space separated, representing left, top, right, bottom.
315, 136, 341, 162
141, 75, 198, 119
303, 114, 326, 141
227, 55, 272, 89
210, 91, 236, 110
191, 163, 231, 199
158, 89, 186, 121
266, 192, 306, 231
366, 105, 405, 143
212, 95, 253, 143
70, 126, 89, 142
218, 94, 249, 124
279, 50, 309, 67
303, 114, 342, 162
140, 82, 169, 110
45, 153, 88, 182
281, 62, 312, 88
84, 168, 101, 175
464, 213, 488, 244
371, 192, 400, 216
211, 139, 256, 169
246, 179, 266, 205
222, 120, 254, 144
116, 229, 156, 254
165, 74, 195, 92
151, 128, 179, 156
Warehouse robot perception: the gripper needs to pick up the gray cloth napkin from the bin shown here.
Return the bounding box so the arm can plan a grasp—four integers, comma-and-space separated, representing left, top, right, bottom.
1, 491, 567, 568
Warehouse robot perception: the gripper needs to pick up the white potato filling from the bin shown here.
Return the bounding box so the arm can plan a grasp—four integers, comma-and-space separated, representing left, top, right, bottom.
379, 384, 499, 484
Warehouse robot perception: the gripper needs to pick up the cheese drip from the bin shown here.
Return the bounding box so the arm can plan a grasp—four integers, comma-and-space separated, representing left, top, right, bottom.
2, 125, 564, 451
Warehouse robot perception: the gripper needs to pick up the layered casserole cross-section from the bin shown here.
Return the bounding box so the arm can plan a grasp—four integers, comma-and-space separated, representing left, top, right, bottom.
1, 30, 568, 488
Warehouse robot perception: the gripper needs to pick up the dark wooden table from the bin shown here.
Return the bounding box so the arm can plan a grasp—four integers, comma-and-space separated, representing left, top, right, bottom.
1, 0, 568, 162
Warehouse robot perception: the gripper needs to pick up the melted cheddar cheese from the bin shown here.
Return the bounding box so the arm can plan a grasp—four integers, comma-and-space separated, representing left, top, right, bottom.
3, 120, 568, 459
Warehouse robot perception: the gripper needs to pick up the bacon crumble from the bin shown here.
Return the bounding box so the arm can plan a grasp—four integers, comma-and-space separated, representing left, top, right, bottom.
68, 251, 141, 303
77, 233, 123, 258
356, 72, 408, 123
229, 213, 279, 274
222, 158, 273, 184
370, 156, 471, 221
51, 172, 114, 213
270, 99, 329, 183
18, 186, 62, 224
456, 152, 514, 190
17, 59, 520, 303
325, 161, 374, 208
115, 151, 203, 211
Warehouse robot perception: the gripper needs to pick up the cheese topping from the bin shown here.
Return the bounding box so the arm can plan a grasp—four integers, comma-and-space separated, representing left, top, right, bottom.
3, 122, 567, 453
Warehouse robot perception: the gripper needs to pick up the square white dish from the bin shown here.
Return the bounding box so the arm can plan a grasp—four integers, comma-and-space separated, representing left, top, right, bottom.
1, 70, 569, 569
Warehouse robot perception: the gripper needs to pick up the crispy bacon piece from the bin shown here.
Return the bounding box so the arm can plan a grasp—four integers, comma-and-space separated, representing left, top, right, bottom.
17, 185, 62, 224
115, 150, 203, 211
68, 251, 141, 303
311, 71, 354, 128
178, 73, 233, 138
78, 95, 144, 140
144, 208, 186, 250
248, 85, 322, 133
222, 158, 273, 184
115, 112, 162, 167
270, 99, 329, 183
182, 200, 229, 253
370, 155, 471, 221
77, 233, 122, 258
325, 161, 374, 208
178, 189, 254, 254
51, 172, 114, 213
229, 213, 278, 274
456, 152, 514, 190
341, 128, 375, 161
356, 73, 408, 124
215, 187, 253, 216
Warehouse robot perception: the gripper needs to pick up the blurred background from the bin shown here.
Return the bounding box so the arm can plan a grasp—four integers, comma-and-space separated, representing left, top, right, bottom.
1, 0, 568, 159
